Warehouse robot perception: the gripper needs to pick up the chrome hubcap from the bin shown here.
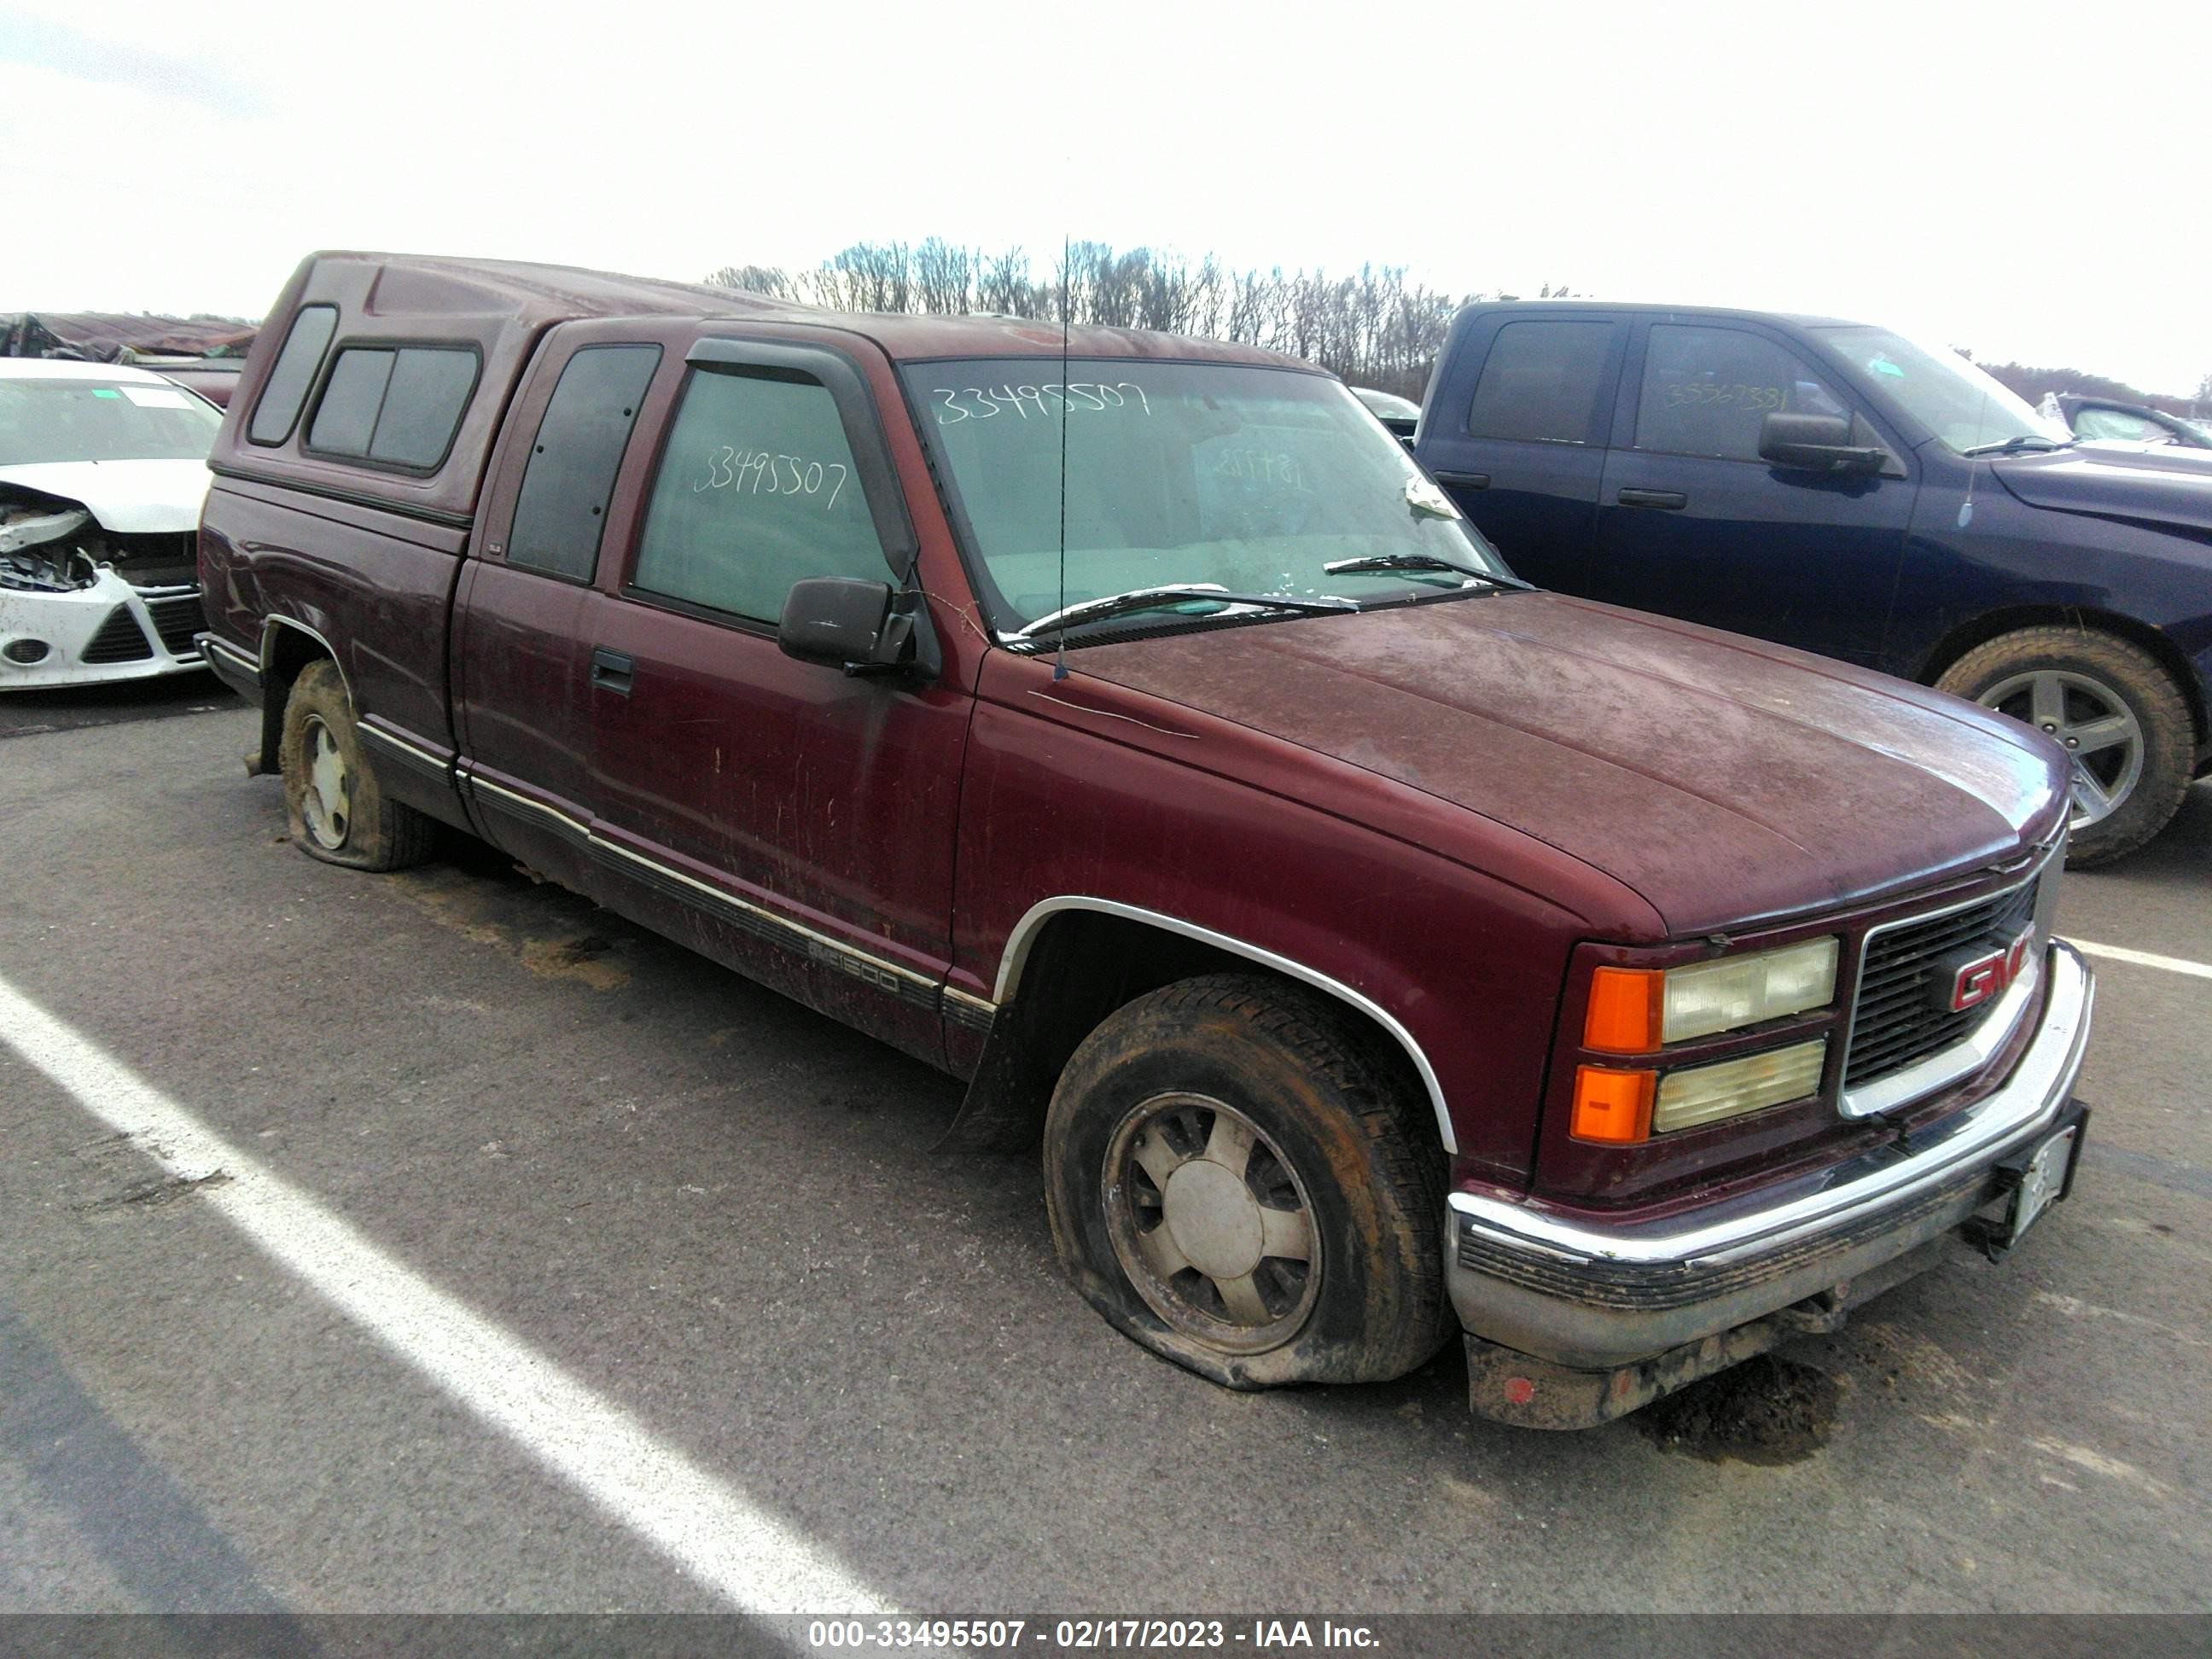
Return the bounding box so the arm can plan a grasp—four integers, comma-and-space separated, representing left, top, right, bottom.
1103, 1093, 1318, 1354
1979, 669, 2143, 830
302, 717, 352, 850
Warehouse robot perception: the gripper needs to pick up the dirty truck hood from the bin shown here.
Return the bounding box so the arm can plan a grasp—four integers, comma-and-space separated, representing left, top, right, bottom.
1077, 596, 2066, 935
0, 459, 210, 533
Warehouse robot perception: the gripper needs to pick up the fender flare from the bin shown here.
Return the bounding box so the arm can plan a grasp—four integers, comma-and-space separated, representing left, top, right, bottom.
941, 896, 1457, 1155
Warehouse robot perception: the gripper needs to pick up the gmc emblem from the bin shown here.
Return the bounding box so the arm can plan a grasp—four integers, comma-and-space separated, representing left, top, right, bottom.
1936, 928, 2036, 1014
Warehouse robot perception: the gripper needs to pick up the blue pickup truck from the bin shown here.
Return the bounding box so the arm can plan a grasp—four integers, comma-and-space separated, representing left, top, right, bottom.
1414, 303, 2212, 864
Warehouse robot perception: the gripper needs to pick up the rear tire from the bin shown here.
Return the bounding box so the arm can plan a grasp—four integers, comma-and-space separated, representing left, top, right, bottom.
1042, 974, 1452, 1390
277, 660, 436, 871
1936, 626, 2193, 868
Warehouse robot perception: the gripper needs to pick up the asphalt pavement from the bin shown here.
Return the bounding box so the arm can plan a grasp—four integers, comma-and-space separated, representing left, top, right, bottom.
2, 686, 2208, 1616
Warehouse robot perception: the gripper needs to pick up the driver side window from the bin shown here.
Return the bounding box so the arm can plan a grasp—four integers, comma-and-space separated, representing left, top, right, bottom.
632, 368, 890, 624
1634, 325, 1847, 463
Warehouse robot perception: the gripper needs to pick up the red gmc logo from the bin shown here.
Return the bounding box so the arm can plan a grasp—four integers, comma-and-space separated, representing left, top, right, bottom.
1941, 928, 2036, 1014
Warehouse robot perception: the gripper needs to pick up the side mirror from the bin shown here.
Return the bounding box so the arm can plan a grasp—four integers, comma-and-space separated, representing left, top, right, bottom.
777, 577, 919, 676
1758, 412, 1885, 475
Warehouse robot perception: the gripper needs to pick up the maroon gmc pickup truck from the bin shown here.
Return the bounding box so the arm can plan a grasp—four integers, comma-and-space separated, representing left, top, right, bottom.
196, 253, 2095, 1427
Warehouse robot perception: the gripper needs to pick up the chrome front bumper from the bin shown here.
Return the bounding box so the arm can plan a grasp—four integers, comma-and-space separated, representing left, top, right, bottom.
1446, 941, 2094, 1371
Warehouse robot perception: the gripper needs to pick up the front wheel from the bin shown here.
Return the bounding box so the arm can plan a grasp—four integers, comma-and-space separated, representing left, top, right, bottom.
1936, 627, 2194, 868
1042, 975, 1452, 1390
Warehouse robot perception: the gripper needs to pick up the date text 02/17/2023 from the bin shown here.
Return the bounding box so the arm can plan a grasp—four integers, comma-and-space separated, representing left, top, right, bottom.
804, 1620, 1382, 1652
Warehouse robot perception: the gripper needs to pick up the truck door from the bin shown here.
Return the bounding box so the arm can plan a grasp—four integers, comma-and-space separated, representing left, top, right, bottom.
453, 336, 665, 893
1416, 313, 1622, 593
1591, 319, 1915, 666
581, 336, 968, 1067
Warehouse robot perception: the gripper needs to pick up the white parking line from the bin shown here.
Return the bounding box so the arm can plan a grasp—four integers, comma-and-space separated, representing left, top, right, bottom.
0, 975, 889, 1615
2066, 939, 2212, 982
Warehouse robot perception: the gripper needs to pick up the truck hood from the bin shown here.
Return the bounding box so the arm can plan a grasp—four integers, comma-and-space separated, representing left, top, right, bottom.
1993, 444, 2212, 536
0, 459, 210, 534
1075, 595, 2068, 936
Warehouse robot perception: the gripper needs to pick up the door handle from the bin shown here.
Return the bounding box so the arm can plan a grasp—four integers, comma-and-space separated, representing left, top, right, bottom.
590, 647, 634, 696
1617, 488, 1687, 510
1433, 470, 1490, 489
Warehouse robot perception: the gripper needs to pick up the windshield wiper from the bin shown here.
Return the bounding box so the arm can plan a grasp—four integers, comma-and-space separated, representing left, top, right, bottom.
1012, 584, 1359, 642
1322, 552, 1535, 591
1960, 434, 2075, 457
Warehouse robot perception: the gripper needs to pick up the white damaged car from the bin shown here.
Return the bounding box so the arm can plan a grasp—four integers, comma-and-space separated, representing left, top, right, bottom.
1, 358, 220, 689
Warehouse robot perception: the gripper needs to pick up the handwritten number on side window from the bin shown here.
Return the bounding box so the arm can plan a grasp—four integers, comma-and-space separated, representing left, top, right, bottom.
694, 447, 848, 509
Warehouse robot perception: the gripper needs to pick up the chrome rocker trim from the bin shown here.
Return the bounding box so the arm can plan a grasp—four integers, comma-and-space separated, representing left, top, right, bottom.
199, 632, 262, 682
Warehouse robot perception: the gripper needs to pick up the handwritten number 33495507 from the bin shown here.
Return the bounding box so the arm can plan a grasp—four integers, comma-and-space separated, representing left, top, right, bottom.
694, 447, 849, 508
932, 383, 1151, 424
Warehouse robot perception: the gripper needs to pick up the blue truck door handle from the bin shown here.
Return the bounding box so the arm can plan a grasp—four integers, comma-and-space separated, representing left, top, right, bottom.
1433, 470, 1490, 489
590, 647, 634, 696
1617, 488, 1687, 510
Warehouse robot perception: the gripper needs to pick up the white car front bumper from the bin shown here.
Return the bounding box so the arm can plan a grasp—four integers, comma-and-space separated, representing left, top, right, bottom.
0, 572, 208, 690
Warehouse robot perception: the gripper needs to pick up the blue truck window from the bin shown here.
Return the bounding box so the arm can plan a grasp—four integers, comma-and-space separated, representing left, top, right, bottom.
1635, 325, 1844, 462
1466, 321, 1615, 444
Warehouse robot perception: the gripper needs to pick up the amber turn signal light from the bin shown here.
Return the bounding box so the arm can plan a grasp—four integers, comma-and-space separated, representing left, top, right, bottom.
1570, 1065, 1656, 1144
1584, 967, 1663, 1053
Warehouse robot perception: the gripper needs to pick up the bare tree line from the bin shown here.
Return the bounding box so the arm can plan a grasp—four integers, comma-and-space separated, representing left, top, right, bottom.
707, 239, 1569, 399
1965, 355, 2212, 419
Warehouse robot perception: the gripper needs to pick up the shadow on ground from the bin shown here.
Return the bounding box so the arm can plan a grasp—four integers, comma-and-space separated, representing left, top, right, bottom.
0, 672, 236, 739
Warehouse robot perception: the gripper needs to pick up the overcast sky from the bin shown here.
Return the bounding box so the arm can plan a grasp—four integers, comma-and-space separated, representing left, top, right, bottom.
5, 0, 2208, 394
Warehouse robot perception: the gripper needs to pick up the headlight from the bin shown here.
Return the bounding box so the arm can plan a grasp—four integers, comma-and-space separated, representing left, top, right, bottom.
1660, 938, 1838, 1042
1652, 1039, 1828, 1133
1586, 936, 1838, 1051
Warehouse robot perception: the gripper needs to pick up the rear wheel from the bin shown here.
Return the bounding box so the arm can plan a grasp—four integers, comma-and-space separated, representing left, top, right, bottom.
277, 660, 435, 871
1042, 974, 1452, 1390
1936, 627, 2193, 867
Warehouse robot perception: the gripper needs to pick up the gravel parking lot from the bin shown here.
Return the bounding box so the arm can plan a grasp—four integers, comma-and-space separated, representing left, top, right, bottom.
3, 685, 2209, 1615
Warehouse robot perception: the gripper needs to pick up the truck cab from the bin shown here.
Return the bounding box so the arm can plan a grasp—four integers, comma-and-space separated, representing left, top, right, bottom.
196, 255, 2095, 1429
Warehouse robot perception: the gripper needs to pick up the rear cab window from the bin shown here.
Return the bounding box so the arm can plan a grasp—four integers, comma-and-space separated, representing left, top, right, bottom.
505, 344, 663, 582
1466, 319, 1618, 444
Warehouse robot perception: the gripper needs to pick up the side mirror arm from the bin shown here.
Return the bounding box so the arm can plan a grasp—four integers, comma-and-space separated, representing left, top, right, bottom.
841, 589, 940, 682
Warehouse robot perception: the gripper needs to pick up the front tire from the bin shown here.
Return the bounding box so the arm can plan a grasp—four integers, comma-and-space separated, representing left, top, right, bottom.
1936, 626, 2193, 868
1042, 975, 1452, 1390
277, 660, 435, 871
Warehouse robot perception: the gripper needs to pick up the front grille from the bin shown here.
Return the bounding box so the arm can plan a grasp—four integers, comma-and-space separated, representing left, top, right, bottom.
79, 607, 154, 665
1843, 877, 2040, 1087
142, 592, 207, 657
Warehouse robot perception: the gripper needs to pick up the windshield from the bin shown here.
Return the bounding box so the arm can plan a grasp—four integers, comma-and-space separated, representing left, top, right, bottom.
904, 359, 1514, 638
0, 376, 223, 465
1814, 328, 2068, 455
1353, 387, 1421, 422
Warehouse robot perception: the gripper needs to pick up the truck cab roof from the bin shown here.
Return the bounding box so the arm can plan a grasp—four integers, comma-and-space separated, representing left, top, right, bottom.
1458, 299, 1868, 330
212, 252, 1308, 526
